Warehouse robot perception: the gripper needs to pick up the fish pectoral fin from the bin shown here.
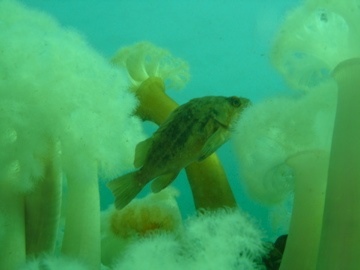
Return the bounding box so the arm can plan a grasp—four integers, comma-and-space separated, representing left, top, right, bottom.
134, 137, 153, 168
198, 128, 230, 161
151, 171, 180, 193
212, 110, 230, 128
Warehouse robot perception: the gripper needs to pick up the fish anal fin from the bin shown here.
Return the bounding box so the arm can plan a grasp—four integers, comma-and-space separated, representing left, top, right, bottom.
134, 138, 153, 168
151, 171, 180, 193
198, 128, 230, 161
106, 171, 144, 209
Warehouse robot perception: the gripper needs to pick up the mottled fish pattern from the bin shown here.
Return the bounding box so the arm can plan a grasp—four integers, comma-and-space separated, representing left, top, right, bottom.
107, 95, 250, 209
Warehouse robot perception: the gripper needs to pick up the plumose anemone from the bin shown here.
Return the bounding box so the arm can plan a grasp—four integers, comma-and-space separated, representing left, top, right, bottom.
0, 1, 143, 268
234, 0, 360, 269
0, 1, 265, 270
111, 42, 237, 210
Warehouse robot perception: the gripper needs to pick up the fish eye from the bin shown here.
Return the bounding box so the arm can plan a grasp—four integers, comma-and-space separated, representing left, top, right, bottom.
229, 96, 241, 107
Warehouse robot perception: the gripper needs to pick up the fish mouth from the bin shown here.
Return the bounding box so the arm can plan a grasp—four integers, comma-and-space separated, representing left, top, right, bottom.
243, 98, 252, 108
229, 99, 251, 129
228, 113, 242, 131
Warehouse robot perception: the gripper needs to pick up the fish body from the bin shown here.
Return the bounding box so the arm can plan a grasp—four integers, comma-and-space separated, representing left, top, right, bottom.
107, 95, 250, 209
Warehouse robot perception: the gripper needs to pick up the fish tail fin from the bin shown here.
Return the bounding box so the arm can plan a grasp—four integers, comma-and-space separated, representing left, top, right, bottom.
106, 171, 143, 210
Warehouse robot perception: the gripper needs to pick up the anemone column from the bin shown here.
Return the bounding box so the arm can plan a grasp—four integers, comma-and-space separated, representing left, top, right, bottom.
0, 181, 26, 270
135, 77, 237, 210
317, 58, 360, 269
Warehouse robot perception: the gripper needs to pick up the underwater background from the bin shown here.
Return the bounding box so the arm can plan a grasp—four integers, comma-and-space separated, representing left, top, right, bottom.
3, 0, 360, 269
20, 0, 301, 239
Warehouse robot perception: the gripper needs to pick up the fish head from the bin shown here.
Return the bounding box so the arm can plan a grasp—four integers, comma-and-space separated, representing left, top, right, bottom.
227, 96, 251, 111
214, 96, 251, 129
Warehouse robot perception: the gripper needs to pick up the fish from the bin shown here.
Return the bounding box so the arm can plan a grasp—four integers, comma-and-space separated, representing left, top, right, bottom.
107, 95, 251, 209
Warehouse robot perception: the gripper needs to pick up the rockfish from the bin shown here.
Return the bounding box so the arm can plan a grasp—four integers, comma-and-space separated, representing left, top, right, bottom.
107, 95, 250, 209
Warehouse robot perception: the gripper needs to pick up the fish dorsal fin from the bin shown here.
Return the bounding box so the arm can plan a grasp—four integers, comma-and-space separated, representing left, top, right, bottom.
134, 137, 153, 168
198, 128, 231, 161
151, 171, 180, 193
